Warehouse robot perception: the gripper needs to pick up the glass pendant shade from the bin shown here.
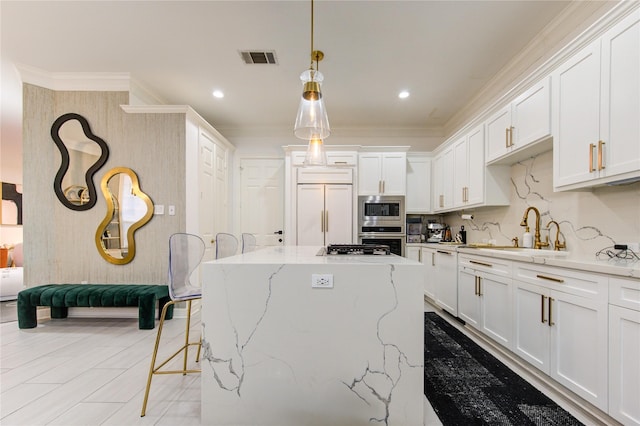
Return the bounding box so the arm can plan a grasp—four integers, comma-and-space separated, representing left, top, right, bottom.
294, 69, 330, 140
304, 137, 327, 167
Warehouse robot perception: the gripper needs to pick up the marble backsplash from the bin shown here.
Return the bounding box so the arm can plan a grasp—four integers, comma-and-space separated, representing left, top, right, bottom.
444, 150, 640, 259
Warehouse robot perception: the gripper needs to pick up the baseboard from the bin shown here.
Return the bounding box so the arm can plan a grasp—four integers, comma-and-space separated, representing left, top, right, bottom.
424, 297, 622, 426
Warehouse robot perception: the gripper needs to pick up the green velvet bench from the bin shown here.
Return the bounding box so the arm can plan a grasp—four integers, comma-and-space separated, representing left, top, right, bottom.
17, 284, 173, 330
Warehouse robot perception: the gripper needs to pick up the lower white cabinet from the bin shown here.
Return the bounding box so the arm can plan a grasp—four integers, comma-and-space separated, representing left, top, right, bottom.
458, 255, 513, 349
405, 245, 440, 301
434, 248, 458, 316
608, 277, 640, 426
422, 247, 437, 300
513, 265, 608, 411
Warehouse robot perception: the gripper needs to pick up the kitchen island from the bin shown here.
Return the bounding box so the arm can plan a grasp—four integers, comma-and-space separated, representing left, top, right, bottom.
200, 245, 423, 426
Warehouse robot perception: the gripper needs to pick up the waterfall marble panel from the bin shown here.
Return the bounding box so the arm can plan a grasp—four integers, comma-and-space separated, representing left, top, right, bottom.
201, 246, 423, 426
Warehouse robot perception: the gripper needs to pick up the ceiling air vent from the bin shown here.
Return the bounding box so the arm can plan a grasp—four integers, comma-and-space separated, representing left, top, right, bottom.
240, 50, 278, 65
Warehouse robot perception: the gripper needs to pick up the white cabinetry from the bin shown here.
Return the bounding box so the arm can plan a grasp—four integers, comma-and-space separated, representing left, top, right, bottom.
434, 248, 458, 316
458, 254, 513, 349
553, 10, 640, 190
485, 77, 552, 165
434, 125, 509, 213
296, 184, 352, 246
407, 245, 437, 300
609, 277, 640, 426
406, 153, 431, 213
359, 152, 407, 195
453, 124, 485, 207
512, 263, 608, 411
432, 148, 453, 211
296, 168, 353, 246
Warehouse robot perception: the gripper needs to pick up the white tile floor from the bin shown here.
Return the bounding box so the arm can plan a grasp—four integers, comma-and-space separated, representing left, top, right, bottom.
0, 302, 587, 426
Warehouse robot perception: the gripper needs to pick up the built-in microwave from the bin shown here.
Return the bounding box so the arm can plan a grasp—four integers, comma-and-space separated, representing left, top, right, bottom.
358, 195, 405, 231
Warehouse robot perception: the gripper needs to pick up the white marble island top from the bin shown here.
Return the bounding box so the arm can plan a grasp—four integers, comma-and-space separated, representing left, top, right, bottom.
200, 245, 423, 426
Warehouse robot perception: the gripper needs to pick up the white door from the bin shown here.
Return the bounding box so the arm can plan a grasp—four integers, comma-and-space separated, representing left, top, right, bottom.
324, 184, 352, 245
513, 280, 550, 373
549, 290, 608, 410
600, 10, 640, 179
552, 40, 601, 188
296, 184, 325, 245
466, 124, 485, 206
199, 132, 217, 263
452, 136, 468, 207
380, 153, 407, 195
240, 158, 285, 248
458, 267, 481, 328
480, 273, 512, 349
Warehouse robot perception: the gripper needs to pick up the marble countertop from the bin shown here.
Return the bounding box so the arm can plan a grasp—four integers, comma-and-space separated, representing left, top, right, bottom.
207, 245, 420, 265
407, 243, 640, 279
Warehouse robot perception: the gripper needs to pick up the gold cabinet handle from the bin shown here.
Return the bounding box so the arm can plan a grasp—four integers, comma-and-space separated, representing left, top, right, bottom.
548, 297, 554, 326
437, 250, 452, 255
536, 274, 564, 283
382, 180, 385, 194
598, 140, 605, 170
478, 276, 482, 296
505, 127, 510, 148
431, 252, 435, 266
510, 126, 514, 147
541, 295, 547, 323
439, 194, 444, 208
325, 210, 329, 232
470, 260, 493, 268
333, 161, 347, 165
474, 276, 479, 295
589, 143, 596, 172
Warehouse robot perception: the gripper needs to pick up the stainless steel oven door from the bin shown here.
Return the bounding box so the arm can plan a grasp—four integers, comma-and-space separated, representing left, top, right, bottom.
359, 234, 405, 257
358, 195, 405, 231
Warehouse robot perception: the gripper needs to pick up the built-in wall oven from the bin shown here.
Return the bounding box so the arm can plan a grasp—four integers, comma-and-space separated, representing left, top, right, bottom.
358, 195, 405, 256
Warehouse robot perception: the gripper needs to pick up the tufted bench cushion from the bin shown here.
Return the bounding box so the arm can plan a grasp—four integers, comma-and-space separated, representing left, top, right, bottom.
17, 284, 173, 330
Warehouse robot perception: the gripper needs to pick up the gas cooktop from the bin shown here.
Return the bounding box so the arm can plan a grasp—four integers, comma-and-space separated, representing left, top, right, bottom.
326, 244, 391, 255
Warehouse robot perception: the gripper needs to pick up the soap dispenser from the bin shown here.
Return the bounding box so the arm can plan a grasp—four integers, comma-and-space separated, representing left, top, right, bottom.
522, 226, 533, 248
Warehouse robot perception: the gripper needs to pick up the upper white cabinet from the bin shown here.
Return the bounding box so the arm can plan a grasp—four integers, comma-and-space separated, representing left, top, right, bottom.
358, 152, 407, 195
553, 10, 640, 190
485, 77, 552, 165
406, 153, 431, 213
434, 124, 509, 213
432, 147, 454, 211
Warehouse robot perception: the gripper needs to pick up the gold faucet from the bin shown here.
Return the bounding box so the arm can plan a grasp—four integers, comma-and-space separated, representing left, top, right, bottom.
520, 206, 549, 249
546, 220, 566, 251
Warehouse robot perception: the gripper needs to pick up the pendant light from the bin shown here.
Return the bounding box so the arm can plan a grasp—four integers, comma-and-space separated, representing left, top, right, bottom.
294, 0, 330, 166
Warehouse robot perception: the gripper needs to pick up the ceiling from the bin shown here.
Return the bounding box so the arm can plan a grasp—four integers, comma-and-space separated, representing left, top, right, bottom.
2, 1, 581, 140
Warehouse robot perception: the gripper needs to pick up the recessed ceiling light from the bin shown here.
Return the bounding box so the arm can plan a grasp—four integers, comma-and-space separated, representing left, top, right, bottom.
398, 91, 410, 99
212, 90, 224, 99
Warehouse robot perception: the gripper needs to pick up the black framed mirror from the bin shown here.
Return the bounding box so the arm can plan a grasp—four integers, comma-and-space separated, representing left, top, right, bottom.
51, 113, 109, 211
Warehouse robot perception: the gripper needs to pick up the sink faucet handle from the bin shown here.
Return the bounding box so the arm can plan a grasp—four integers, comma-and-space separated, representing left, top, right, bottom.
511, 237, 519, 247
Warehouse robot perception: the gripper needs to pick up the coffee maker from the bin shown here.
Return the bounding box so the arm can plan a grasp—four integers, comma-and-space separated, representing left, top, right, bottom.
426, 222, 446, 243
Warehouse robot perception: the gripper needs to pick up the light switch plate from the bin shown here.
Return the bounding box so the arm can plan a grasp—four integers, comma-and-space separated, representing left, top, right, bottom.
154, 204, 164, 215
312, 274, 333, 288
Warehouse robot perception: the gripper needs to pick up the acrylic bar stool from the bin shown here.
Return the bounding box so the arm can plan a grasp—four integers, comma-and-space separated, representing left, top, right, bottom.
241, 233, 257, 253
215, 232, 238, 258
141, 233, 204, 417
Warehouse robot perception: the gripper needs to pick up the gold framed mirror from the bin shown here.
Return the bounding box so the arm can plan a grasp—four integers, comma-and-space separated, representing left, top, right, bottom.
95, 167, 153, 264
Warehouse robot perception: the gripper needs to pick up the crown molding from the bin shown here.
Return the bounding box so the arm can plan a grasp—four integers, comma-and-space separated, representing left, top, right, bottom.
16, 64, 130, 91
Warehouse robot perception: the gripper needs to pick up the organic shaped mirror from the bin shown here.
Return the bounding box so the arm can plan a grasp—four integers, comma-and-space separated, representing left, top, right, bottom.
95, 167, 153, 265
51, 113, 109, 211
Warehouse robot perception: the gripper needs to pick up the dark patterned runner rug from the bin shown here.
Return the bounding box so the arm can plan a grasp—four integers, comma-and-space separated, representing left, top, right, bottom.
424, 312, 583, 426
